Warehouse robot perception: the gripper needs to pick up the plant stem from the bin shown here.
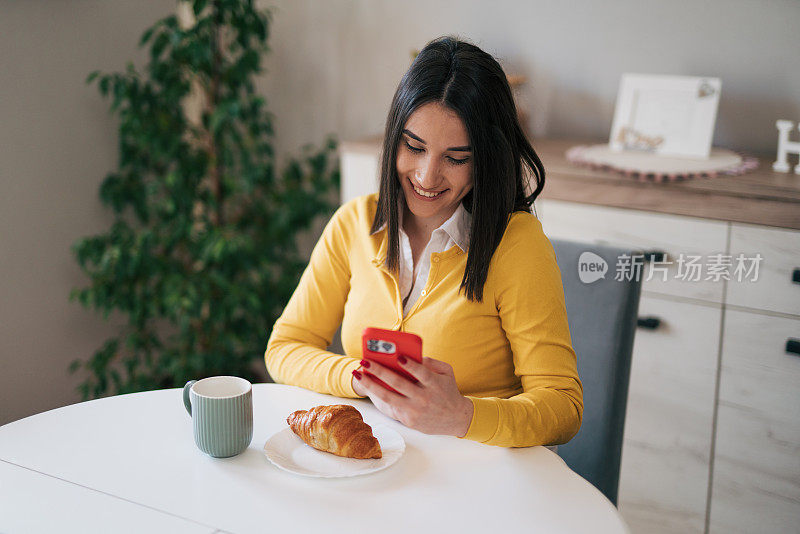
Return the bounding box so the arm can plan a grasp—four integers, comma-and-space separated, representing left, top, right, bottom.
210, 1, 224, 227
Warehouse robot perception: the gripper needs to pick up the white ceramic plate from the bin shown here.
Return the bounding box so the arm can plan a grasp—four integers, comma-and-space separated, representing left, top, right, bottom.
263, 424, 405, 478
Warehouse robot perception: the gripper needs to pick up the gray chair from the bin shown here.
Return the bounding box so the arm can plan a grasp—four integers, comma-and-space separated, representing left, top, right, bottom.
551, 239, 643, 506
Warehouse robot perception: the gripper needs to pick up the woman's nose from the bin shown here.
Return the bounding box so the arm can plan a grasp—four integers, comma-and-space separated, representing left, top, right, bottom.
415, 163, 440, 188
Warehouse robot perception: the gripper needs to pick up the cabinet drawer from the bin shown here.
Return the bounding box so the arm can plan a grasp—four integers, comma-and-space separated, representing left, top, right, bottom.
618, 295, 721, 534
726, 223, 800, 316
709, 310, 800, 534
538, 199, 729, 303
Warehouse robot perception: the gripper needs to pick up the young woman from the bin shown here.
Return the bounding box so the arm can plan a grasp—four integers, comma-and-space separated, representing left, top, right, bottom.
265, 36, 582, 447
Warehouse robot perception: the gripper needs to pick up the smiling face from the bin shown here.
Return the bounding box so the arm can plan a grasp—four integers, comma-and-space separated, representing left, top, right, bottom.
396, 102, 474, 232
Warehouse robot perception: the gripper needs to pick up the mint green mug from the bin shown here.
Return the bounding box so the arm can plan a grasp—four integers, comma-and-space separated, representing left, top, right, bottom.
183, 376, 253, 458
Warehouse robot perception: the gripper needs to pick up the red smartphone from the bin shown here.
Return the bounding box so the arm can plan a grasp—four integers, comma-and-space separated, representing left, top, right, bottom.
361, 327, 423, 395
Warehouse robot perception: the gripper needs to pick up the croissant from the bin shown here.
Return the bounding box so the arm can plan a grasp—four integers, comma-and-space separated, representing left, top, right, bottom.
287, 404, 382, 459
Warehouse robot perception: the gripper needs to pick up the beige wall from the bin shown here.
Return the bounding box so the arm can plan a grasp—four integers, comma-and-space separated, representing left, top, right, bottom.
0, 0, 174, 425
2, 0, 799, 425
260, 0, 800, 158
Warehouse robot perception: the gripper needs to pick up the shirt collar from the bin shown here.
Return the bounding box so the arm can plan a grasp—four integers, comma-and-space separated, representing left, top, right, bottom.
371, 202, 472, 253
434, 202, 471, 252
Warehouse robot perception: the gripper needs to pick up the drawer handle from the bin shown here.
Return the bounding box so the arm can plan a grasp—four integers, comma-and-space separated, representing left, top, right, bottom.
637, 316, 662, 329
642, 250, 667, 263
787, 338, 800, 356
793, 268, 800, 284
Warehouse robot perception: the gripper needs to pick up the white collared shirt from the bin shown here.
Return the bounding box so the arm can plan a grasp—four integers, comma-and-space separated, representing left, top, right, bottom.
398, 203, 471, 315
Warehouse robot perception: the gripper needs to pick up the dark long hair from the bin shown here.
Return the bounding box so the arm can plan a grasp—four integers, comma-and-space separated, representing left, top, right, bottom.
370, 36, 545, 302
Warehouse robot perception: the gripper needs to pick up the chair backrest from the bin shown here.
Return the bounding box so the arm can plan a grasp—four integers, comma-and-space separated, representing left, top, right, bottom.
551, 238, 643, 505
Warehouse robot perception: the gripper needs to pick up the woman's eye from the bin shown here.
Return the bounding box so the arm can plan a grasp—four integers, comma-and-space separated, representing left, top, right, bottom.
404, 141, 424, 153
403, 140, 468, 165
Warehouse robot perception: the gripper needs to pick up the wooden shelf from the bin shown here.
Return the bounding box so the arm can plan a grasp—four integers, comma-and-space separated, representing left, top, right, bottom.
535, 138, 800, 230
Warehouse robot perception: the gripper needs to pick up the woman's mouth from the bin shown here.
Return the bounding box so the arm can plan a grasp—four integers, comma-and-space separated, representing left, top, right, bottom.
409, 178, 446, 200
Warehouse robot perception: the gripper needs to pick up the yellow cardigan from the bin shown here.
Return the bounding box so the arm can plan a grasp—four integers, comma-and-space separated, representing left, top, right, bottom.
265, 193, 583, 447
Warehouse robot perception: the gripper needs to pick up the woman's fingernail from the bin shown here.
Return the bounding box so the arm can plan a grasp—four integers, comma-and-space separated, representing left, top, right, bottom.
398, 355, 407, 365
352, 370, 362, 380
360, 359, 370, 368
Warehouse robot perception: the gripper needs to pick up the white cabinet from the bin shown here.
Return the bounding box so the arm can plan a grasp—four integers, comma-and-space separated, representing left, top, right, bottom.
726, 223, 800, 317
709, 310, 800, 534
618, 296, 720, 534
341, 146, 380, 205
538, 198, 800, 534
537, 199, 729, 303
713, 224, 800, 534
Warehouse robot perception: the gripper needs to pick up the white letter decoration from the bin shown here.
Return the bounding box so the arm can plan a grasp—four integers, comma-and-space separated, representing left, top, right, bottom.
773, 120, 800, 174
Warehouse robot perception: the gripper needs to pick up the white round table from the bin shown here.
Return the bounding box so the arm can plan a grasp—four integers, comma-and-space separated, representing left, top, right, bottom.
0, 384, 629, 534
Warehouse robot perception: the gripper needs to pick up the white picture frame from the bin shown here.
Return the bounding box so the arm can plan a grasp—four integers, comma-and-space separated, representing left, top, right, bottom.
609, 73, 721, 158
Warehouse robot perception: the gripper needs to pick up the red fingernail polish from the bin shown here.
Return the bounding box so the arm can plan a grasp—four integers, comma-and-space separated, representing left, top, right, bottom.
360, 359, 370, 368
352, 370, 362, 380
398, 355, 407, 364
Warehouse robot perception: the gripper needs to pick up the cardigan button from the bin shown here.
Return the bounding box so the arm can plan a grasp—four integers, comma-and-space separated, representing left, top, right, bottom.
432, 256, 440, 263
421, 289, 427, 296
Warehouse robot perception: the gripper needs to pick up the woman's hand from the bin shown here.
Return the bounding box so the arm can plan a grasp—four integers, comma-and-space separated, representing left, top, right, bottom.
351, 356, 474, 438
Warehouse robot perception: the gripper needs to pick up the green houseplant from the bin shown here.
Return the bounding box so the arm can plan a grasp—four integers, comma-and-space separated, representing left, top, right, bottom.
70, 0, 339, 399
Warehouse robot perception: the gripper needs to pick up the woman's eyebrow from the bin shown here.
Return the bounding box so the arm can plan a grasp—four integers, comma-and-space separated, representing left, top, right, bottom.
402, 129, 472, 152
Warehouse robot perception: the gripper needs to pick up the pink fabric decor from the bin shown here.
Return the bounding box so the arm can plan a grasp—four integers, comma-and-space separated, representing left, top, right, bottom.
565, 144, 759, 183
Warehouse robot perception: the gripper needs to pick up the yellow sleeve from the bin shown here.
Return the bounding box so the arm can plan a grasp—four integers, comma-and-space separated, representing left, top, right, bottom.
264, 203, 364, 398
461, 216, 583, 447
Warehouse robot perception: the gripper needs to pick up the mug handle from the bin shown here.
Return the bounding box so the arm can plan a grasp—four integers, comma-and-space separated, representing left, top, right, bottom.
183, 380, 197, 416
